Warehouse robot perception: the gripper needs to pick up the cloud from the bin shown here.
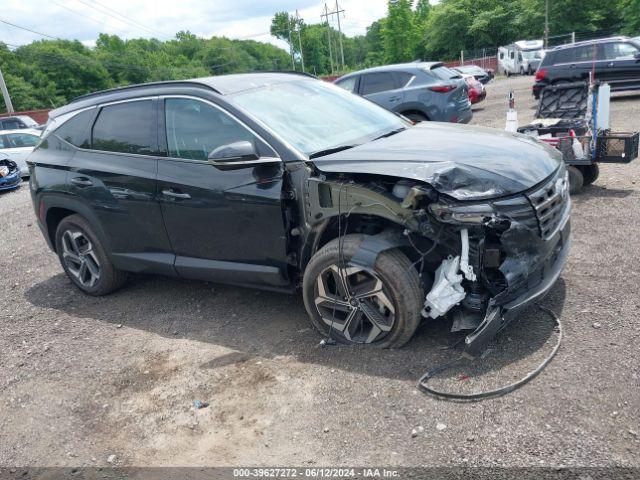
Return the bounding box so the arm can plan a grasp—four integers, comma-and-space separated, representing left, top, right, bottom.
1, 0, 388, 50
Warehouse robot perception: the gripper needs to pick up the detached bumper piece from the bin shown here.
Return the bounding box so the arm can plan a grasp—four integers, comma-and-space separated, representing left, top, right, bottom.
0, 159, 21, 191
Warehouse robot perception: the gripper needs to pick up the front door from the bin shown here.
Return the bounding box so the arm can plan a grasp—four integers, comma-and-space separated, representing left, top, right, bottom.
597, 41, 640, 88
156, 96, 290, 289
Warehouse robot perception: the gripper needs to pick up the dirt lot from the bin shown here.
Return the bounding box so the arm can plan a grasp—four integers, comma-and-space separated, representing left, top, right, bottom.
1, 75, 640, 469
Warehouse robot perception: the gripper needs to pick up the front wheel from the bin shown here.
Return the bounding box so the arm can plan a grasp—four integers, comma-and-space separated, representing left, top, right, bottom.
55, 214, 127, 296
302, 234, 424, 348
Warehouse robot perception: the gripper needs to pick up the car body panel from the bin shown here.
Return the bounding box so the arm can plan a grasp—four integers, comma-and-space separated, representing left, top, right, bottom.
310, 122, 561, 200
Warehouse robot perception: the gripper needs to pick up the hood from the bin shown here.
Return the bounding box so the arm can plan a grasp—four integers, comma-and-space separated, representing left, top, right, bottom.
311, 122, 562, 200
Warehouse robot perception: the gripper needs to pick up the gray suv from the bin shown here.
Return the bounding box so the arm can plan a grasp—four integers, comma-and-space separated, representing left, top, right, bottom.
335, 62, 473, 124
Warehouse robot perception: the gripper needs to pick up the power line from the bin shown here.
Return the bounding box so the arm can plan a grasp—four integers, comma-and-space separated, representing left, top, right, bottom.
51, 0, 131, 36
0, 18, 59, 40
90, 0, 169, 38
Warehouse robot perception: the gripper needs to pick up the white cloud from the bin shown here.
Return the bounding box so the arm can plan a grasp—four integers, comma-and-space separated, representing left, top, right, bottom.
1, 0, 389, 50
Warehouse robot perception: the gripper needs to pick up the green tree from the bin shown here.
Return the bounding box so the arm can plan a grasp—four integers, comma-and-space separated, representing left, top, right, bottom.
382, 0, 415, 63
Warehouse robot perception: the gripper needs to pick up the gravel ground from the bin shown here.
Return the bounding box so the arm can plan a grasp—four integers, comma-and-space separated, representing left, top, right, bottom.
1, 75, 639, 469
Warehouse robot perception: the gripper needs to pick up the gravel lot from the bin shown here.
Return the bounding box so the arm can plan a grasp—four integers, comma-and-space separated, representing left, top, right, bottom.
1, 75, 639, 469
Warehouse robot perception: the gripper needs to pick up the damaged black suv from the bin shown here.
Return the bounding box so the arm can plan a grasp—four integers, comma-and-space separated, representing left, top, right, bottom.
29, 73, 571, 356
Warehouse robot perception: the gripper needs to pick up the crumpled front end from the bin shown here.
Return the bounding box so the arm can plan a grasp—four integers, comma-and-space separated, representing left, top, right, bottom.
304, 164, 571, 356
0, 158, 21, 191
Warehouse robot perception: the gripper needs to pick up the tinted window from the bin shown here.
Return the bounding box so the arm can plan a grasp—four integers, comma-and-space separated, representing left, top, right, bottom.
553, 45, 595, 64
395, 72, 413, 87
164, 98, 254, 161
361, 72, 397, 95
336, 76, 358, 93
600, 42, 639, 60
6, 133, 39, 147
430, 66, 461, 81
92, 100, 155, 155
54, 109, 95, 148
1, 119, 21, 129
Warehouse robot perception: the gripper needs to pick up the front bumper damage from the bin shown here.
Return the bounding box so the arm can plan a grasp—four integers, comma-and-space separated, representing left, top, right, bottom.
305, 166, 571, 356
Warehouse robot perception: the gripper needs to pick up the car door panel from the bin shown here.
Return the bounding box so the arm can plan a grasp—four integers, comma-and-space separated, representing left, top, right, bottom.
68, 98, 174, 274
157, 96, 290, 288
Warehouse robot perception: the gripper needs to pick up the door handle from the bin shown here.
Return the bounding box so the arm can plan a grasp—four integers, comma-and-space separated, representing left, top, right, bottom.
161, 189, 191, 199
70, 176, 93, 187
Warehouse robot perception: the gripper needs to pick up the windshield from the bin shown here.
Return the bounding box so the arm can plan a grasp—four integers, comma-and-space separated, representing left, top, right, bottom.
521, 49, 542, 60
230, 80, 408, 157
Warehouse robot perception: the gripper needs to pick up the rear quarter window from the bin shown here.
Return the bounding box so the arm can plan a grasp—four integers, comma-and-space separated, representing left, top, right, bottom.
52, 109, 95, 148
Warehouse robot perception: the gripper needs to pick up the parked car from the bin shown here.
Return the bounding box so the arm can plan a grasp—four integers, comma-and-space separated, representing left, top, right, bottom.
452, 65, 494, 84
462, 74, 486, 104
533, 36, 640, 99
29, 73, 570, 355
0, 129, 41, 177
0, 157, 21, 192
0, 115, 40, 130
334, 62, 472, 124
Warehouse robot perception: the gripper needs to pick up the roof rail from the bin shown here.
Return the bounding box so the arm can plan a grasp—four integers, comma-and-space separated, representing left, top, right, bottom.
69, 80, 219, 104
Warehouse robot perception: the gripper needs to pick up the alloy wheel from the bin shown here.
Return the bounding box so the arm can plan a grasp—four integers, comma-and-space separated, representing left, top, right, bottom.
314, 264, 396, 344
61, 229, 101, 288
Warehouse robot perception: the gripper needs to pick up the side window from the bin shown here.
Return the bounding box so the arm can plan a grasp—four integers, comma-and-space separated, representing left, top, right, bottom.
395, 72, 414, 88
335, 76, 357, 93
572, 45, 596, 62
499, 52, 504, 60
601, 42, 639, 60
53, 109, 95, 148
510, 51, 515, 59
92, 100, 155, 155
0, 136, 5, 149
164, 98, 255, 161
360, 72, 397, 95
2, 119, 21, 129
7, 133, 39, 148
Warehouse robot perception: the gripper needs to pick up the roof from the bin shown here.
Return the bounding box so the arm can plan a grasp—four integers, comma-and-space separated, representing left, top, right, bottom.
50, 71, 317, 119
338, 62, 444, 78
550, 36, 632, 51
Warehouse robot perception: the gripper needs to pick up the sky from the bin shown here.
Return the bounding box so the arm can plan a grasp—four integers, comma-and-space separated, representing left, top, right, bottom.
0, 0, 390, 50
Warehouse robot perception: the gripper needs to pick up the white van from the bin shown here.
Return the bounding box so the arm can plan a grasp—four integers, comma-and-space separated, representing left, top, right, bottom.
498, 40, 544, 76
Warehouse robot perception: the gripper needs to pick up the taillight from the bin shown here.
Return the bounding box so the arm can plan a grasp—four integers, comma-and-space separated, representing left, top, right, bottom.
429, 85, 456, 93
535, 69, 547, 81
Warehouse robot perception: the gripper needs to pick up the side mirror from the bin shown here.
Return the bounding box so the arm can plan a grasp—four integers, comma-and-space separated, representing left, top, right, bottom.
208, 141, 259, 164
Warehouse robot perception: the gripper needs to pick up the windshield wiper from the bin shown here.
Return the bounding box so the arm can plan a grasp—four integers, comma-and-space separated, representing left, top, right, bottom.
374, 127, 407, 140
308, 144, 358, 159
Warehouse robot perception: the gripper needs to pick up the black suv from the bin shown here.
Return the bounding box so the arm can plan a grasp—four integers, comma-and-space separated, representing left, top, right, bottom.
29, 73, 571, 355
533, 36, 640, 98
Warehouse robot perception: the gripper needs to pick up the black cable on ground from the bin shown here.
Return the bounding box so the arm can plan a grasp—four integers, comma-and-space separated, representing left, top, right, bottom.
417, 306, 562, 401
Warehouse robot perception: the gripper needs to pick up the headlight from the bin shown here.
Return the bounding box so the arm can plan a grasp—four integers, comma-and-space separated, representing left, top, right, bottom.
429, 202, 495, 225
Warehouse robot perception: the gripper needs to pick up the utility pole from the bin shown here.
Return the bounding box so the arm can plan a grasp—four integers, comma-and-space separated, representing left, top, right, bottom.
287, 23, 295, 70
321, 4, 335, 75
544, 0, 549, 48
0, 66, 14, 114
334, 0, 345, 71
296, 10, 305, 73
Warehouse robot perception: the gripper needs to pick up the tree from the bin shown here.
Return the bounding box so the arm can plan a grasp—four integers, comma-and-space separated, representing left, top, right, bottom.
382, 0, 416, 63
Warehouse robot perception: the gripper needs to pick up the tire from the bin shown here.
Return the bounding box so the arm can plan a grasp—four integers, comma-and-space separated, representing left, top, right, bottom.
55, 214, 127, 296
580, 164, 600, 186
404, 113, 428, 123
567, 166, 584, 194
302, 234, 424, 348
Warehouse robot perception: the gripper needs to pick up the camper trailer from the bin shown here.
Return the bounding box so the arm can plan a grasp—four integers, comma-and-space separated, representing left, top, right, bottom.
498, 40, 544, 76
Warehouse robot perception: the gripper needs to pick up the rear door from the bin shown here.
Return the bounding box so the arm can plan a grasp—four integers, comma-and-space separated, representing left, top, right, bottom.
68, 98, 174, 274
359, 71, 409, 111
156, 96, 290, 288
597, 41, 640, 88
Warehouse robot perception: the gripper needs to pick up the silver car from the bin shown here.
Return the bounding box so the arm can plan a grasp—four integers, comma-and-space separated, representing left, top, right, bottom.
334, 62, 472, 123
0, 129, 42, 177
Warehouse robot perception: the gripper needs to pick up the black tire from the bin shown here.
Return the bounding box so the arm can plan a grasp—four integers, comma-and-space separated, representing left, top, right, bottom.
55, 214, 127, 296
302, 234, 424, 348
580, 164, 600, 186
567, 166, 584, 194
405, 112, 428, 123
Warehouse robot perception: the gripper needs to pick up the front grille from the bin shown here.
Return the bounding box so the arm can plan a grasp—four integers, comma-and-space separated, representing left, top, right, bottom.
527, 171, 569, 240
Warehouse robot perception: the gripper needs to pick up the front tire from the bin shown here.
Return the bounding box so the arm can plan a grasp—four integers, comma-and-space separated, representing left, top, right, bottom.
55, 214, 127, 296
302, 234, 424, 348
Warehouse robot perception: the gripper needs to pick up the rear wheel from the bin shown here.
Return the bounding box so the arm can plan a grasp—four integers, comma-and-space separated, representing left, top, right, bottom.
404, 112, 428, 123
302, 234, 424, 348
580, 164, 600, 186
567, 166, 584, 194
55, 214, 127, 296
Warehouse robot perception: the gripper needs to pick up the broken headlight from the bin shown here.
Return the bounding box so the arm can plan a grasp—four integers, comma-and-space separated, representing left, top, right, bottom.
429, 202, 495, 225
